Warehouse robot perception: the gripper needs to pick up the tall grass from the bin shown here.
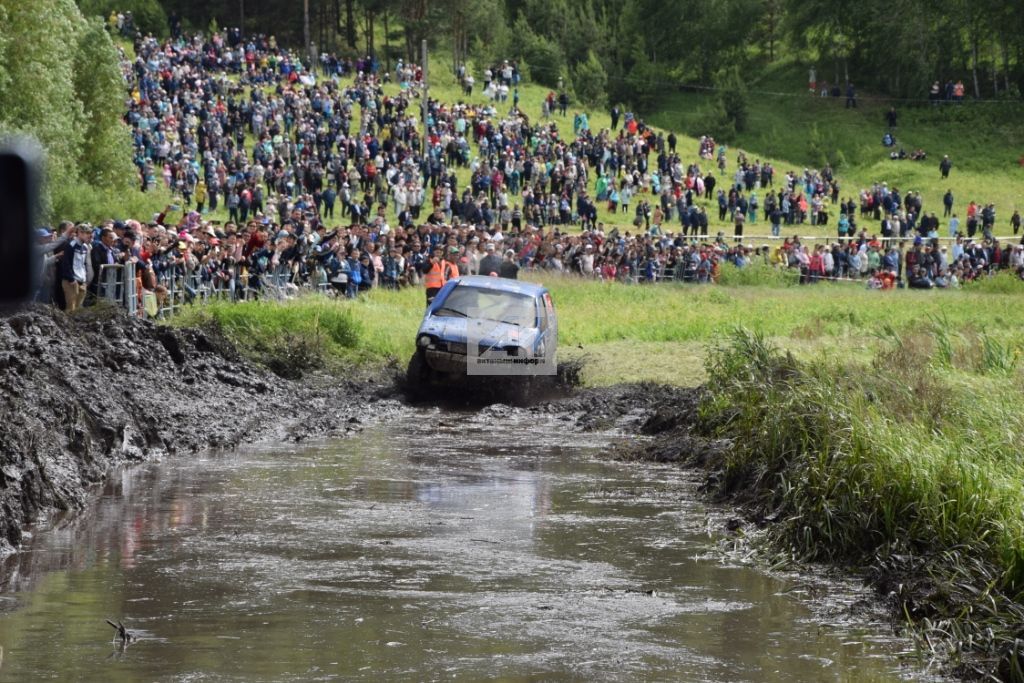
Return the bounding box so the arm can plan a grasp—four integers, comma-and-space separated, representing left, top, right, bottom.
169, 277, 1024, 386
172, 297, 362, 378
715, 262, 797, 288
698, 328, 1024, 678
964, 271, 1024, 295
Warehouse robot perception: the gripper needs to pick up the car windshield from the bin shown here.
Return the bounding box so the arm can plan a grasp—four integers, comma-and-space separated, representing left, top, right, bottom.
434, 286, 537, 326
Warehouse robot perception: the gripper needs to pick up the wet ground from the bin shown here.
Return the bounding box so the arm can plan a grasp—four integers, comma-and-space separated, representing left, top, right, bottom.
0, 407, 945, 682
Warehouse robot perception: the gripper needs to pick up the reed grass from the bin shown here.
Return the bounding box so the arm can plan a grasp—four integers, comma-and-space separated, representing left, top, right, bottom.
698, 327, 1024, 678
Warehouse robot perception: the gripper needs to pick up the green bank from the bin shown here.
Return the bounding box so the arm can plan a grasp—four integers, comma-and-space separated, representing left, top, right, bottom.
697, 326, 1024, 679
172, 272, 1024, 386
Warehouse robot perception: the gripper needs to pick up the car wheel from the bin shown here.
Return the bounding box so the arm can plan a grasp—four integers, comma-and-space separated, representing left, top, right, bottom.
405, 350, 430, 400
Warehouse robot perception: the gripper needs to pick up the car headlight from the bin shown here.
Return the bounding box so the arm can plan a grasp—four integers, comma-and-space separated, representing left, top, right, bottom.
417, 334, 432, 348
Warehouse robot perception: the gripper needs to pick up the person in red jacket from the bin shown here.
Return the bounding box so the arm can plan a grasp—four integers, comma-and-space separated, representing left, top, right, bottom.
808, 245, 824, 283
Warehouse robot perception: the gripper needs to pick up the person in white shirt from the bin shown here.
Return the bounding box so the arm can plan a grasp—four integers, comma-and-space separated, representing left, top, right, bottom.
580, 244, 596, 276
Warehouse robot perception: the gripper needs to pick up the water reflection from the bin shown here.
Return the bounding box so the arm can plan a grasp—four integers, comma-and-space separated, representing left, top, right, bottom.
0, 410, 941, 682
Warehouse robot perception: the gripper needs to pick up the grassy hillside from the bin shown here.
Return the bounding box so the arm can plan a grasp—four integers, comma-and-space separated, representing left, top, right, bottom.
647, 60, 1024, 225
85, 44, 1024, 246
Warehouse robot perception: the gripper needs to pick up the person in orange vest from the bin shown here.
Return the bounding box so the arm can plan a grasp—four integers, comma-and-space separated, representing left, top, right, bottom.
421, 246, 459, 304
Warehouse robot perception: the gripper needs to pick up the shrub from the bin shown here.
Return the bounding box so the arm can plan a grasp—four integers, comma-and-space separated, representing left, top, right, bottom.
172, 298, 362, 377
693, 98, 736, 142
509, 13, 566, 90
964, 271, 1024, 295
716, 263, 796, 288
0, 0, 138, 222
698, 327, 1024, 676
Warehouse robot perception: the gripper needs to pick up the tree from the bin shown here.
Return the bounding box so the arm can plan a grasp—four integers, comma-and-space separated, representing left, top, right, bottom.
508, 12, 567, 88
73, 18, 135, 188
0, 0, 134, 219
573, 50, 608, 107
759, 0, 784, 62
717, 67, 749, 133
77, 0, 168, 36
0, 0, 87, 215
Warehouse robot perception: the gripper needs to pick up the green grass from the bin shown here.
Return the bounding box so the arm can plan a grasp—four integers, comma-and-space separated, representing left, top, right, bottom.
81, 41, 1024, 254
172, 297, 361, 378
648, 59, 1024, 226
697, 327, 1024, 678
169, 273, 1024, 386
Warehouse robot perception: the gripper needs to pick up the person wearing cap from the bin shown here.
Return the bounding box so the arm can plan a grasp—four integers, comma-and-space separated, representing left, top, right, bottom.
479, 241, 501, 277
499, 249, 519, 279
446, 244, 467, 276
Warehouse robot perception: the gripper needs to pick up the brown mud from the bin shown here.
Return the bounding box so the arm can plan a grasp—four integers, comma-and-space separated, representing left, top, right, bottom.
0, 305, 705, 561
0, 304, 393, 555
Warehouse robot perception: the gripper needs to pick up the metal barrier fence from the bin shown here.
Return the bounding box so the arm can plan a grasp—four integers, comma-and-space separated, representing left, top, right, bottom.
98, 263, 138, 317
94, 260, 334, 320
693, 233, 1020, 245
91, 237, 1019, 320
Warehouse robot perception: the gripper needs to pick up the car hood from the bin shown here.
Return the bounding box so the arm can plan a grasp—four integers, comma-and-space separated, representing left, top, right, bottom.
418, 315, 538, 347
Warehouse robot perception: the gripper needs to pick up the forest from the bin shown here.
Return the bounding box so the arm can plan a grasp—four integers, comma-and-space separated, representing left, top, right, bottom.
78, 0, 1024, 105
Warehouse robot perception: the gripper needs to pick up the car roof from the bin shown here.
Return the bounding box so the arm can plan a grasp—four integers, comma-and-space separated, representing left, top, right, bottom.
450, 275, 548, 297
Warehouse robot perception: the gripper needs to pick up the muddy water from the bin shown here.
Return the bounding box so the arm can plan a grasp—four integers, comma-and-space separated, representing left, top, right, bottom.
0, 408, 939, 682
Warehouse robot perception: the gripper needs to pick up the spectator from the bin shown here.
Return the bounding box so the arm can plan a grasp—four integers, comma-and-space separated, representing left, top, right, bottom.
940, 155, 953, 179
60, 225, 93, 312
499, 249, 519, 279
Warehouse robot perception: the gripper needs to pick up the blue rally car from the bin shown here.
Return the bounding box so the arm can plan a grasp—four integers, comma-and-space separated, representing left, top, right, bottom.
407, 275, 558, 391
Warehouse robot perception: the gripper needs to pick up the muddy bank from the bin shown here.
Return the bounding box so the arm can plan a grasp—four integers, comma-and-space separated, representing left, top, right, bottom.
607, 388, 1021, 681
0, 305, 691, 559
0, 304, 396, 555
535, 384, 731, 472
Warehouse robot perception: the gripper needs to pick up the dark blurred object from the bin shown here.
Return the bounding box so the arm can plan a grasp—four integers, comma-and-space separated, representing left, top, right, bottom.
0, 138, 41, 303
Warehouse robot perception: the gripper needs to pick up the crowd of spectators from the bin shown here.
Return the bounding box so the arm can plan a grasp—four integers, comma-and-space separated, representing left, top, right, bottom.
35, 25, 1024, 313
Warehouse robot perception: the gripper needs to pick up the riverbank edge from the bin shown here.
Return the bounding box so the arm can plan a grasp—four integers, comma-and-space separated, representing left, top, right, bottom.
0, 304, 402, 557
615, 385, 1020, 682
1, 302, 1008, 680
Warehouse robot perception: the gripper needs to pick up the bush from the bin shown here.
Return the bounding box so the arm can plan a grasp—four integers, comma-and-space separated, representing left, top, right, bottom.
964, 270, 1024, 294
698, 327, 1024, 676
806, 122, 846, 169
172, 298, 362, 376
51, 180, 167, 225
615, 54, 661, 112
693, 98, 735, 142
509, 13, 566, 90
0, 0, 138, 222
